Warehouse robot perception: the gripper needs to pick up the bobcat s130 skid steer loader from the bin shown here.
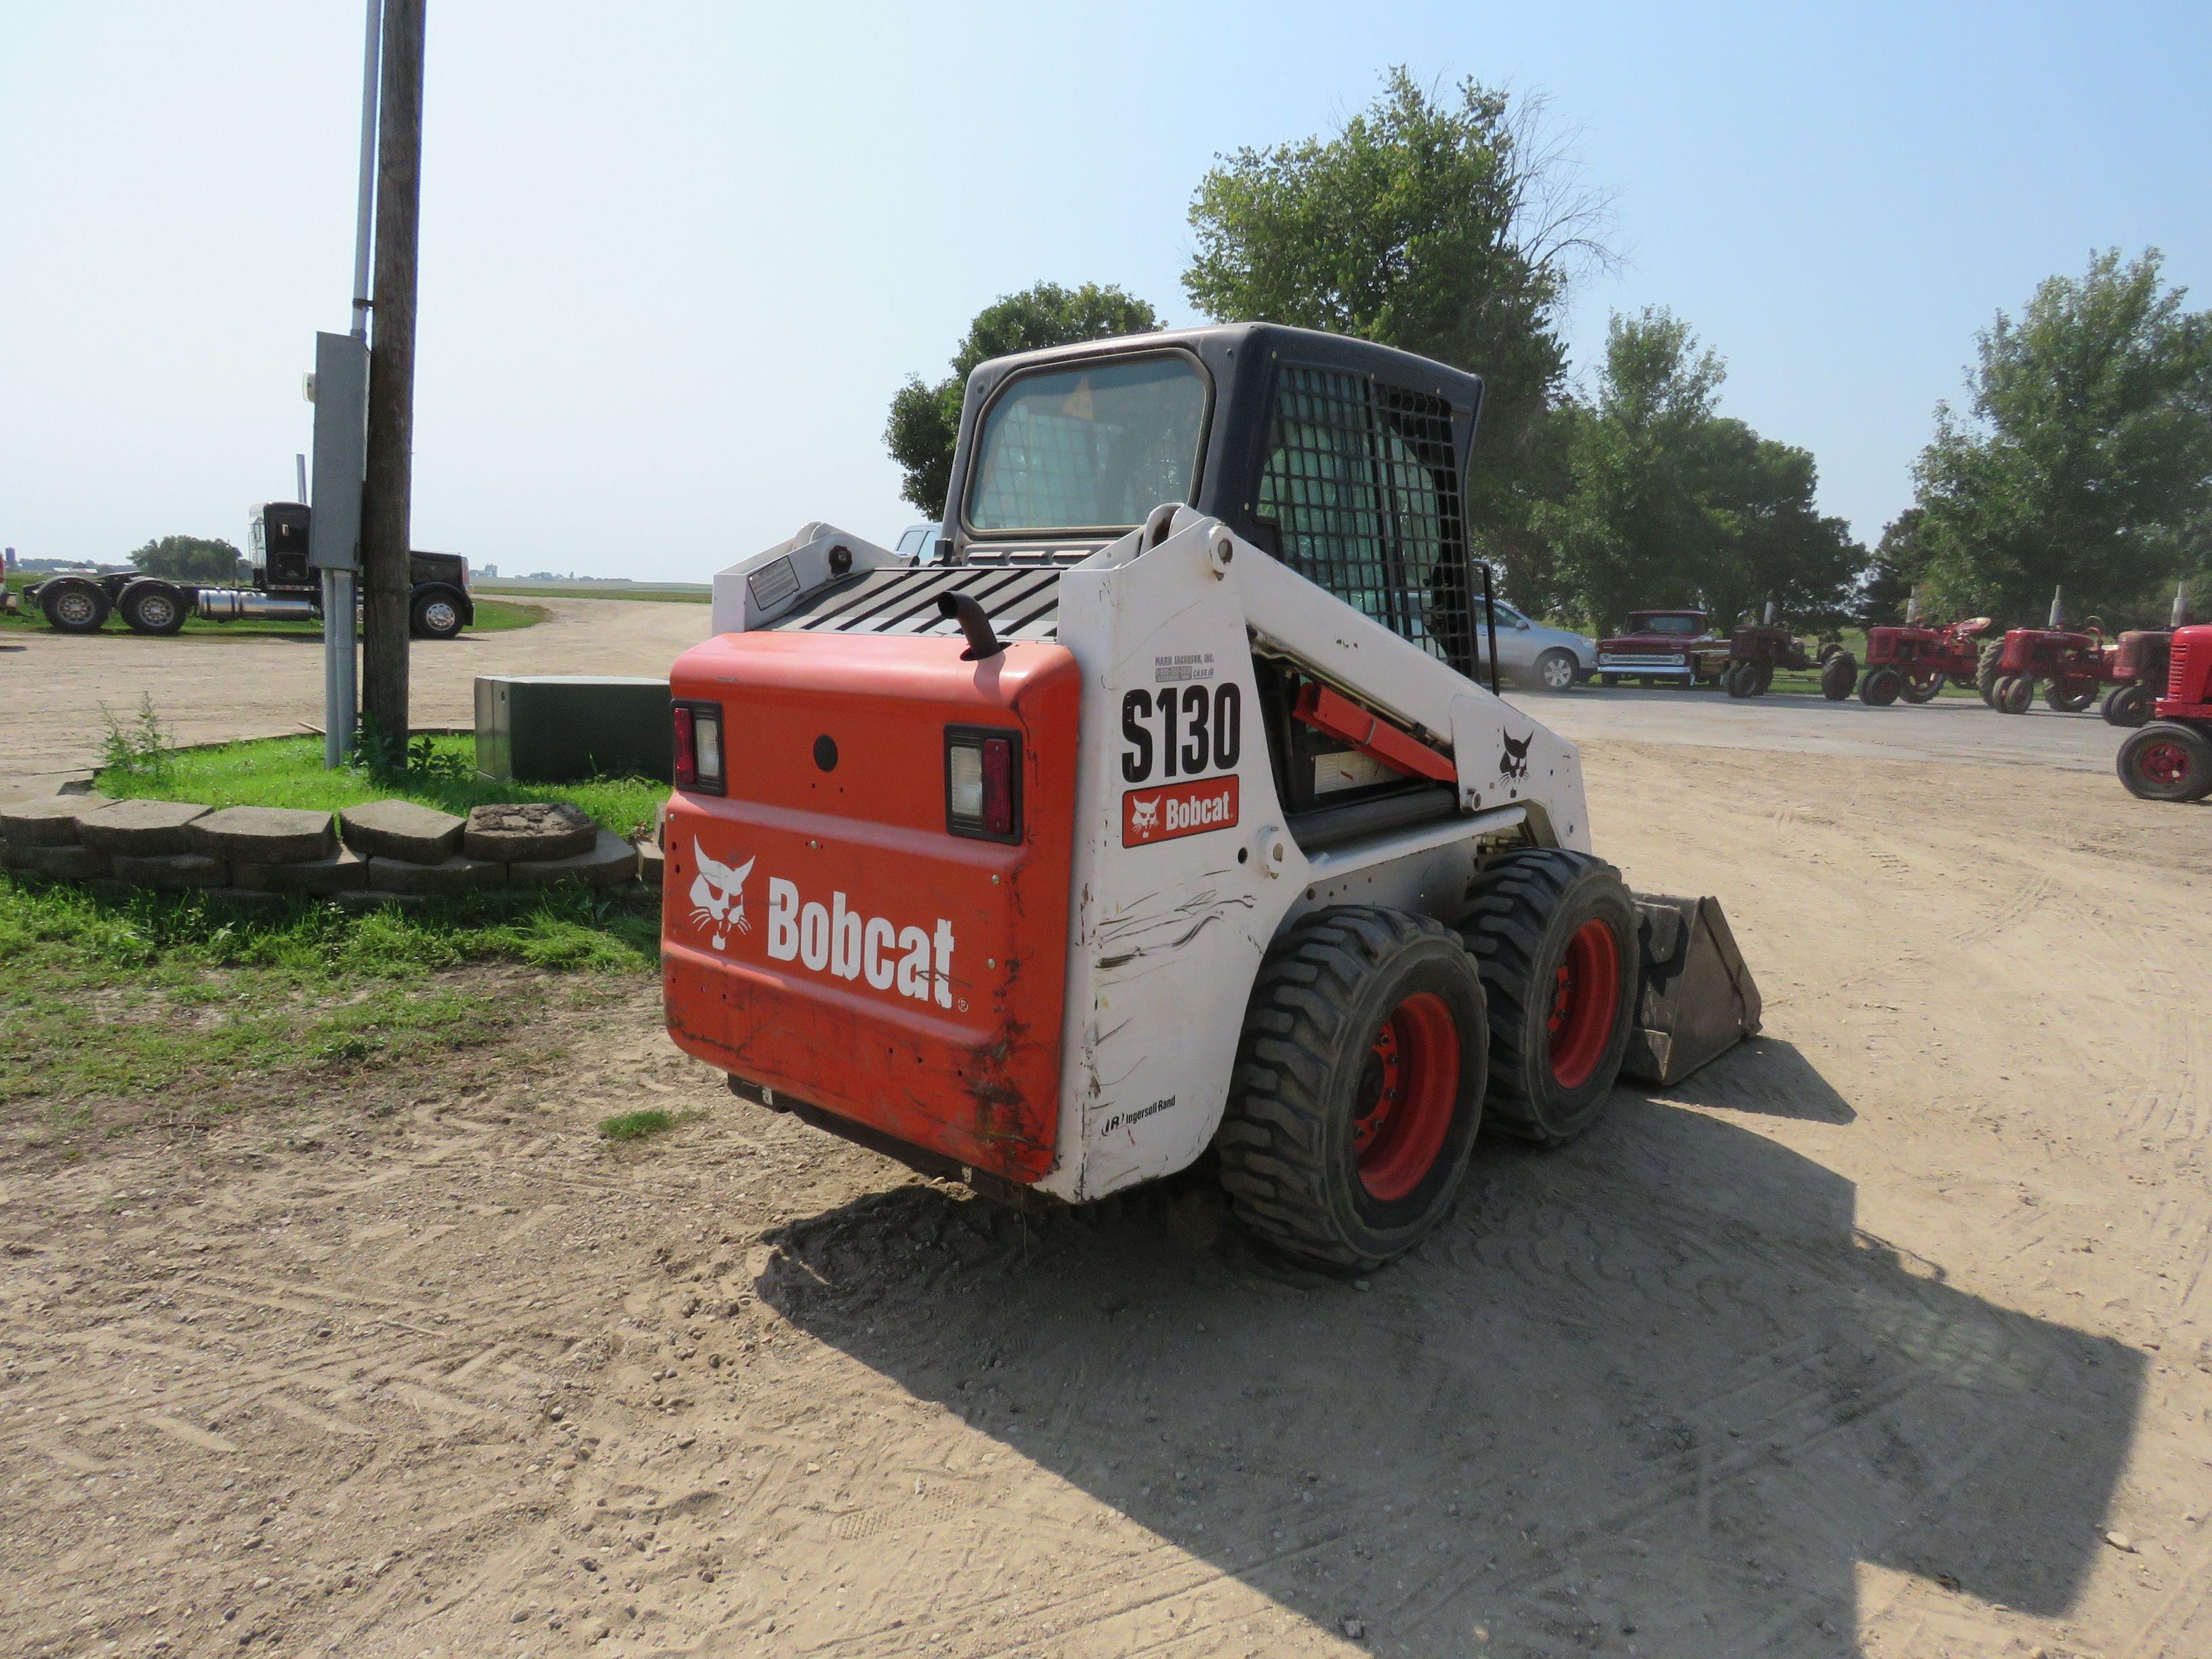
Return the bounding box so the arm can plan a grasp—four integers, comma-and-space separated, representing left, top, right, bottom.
662, 325, 1759, 1269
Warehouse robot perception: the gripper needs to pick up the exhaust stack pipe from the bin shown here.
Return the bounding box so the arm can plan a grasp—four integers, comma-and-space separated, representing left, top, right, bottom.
1904, 585, 1922, 625
196, 588, 320, 622
2174, 581, 2190, 630
2049, 584, 2066, 628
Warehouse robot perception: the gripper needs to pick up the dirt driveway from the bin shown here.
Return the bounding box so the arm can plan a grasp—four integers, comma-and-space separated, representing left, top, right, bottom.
4, 741, 2209, 1659
0, 598, 709, 796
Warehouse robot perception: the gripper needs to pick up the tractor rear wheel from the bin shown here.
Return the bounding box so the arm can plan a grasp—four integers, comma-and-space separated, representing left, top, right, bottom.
1217, 907, 1489, 1269
1900, 668, 1943, 703
1860, 666, 1903, 706
1458, 849, 1639, 1147
1994, 674, 2034, 715
2116, 722, 2212, 802
1977, 640, 2005, 706
2045, 681, 2094, 714
1725, 663, 1757, 698
1820, 651, 1857, 700
1752, 662, 1775, 696
2102, 683, 2152, 727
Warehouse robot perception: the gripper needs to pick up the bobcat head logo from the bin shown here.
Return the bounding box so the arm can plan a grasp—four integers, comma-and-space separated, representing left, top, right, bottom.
688, 841, 756, 952
1498, 729, 1532, 781
1129, 794, 1161, 834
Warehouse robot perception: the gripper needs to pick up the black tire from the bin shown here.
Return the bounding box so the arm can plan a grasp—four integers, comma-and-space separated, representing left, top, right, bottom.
2116, 722, 2212, 802
1900, 667, 1942, 703
1976, 640, 2005, 707
1859, 666, 1903, 707
410, 588, 465, 640
1532, 649, 1578, 692
118, 580, 188, 636
1995, 674, 2034, 716
2045, 681, 2093, 714
2102, 683, 2152, 728
1819, 651, 1857, 701
40, 578, 110, 634
1216, 908, 1489, 1270
1597, 673, 1619, 688
1724, 662, 1757, 698
1752, 661, 1775, 697
1458, 848, 1639, 1147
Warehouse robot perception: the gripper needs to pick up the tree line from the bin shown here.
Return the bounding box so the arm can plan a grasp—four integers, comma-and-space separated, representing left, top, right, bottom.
889, 70, 2209, 635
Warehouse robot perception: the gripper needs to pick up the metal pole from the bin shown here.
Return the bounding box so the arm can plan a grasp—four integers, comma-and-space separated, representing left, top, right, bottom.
295, 453, 308, 503
325, 0, 380, 769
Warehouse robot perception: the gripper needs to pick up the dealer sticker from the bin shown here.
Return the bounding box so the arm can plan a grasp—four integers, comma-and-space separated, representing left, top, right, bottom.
1122, 775, 1240, 847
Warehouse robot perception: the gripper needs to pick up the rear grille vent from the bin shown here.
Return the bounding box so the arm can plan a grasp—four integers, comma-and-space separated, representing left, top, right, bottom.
2171, 636, 2195, 701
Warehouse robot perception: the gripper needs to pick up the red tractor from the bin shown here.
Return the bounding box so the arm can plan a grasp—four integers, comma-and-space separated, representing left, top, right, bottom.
2099, 630, 2177, 727
1988, 626, 2112, 716
2116, 623, 2212, 800
1856, 616, 1992, 706
1722, 607, 1854, 700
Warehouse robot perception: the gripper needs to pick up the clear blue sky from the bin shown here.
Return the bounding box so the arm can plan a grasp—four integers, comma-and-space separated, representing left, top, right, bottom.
3, 1, 2206, 583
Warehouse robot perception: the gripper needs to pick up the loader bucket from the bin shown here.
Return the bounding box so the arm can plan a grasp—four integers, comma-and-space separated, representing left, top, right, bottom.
1620, 894, 1762, 1087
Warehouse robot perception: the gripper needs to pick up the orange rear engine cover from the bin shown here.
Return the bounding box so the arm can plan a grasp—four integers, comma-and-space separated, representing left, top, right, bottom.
661, 632, 1079, 1183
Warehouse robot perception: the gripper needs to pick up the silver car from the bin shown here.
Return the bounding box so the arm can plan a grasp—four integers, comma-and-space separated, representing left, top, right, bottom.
1477, 598, 1596, 691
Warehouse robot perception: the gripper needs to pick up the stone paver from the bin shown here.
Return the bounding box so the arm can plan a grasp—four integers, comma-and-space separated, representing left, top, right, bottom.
108, 852, 228, 889
365, 855, 506, 897
506, 830, 640, 890
0, 793, 112, 845
340, 800, 466, 865
77, 800, 210, 856
464, 802, 596, 864
636, 838, 665, 890
232, 848, 369, 895
30, 846, 112, 880
187, 805, 336, 864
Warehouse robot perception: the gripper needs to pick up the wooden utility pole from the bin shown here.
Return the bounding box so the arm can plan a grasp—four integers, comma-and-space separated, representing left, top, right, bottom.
360, 0, 426, 748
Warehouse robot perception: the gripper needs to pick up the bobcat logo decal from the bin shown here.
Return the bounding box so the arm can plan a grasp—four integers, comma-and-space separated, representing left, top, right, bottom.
1128, 794, 1161, 834
688, 841, 756, 952
1498, 729, 1532, 781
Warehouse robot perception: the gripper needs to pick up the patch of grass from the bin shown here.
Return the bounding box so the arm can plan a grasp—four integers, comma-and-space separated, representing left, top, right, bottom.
0, 874, 658, 1113
598, 1107, 678, 1141
97, 733, 668, 842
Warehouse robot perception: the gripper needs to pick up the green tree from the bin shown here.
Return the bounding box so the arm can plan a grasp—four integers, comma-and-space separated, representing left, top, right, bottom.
886, 282, 1164, 514
1906, 249, 2212, 625
1853, 509, 1923, 627
1181, 68, 1612, 598
129, 535, 242, 584
1540, 308, 1862, 631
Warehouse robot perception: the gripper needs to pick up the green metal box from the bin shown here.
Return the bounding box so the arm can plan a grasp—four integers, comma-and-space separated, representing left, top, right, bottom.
474, 676, 672, 783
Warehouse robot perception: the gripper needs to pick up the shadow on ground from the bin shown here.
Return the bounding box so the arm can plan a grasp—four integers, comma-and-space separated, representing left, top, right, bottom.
756, 1047, 2140, 1656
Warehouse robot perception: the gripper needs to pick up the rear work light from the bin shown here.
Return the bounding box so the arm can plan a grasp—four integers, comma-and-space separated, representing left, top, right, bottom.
672, 700, 725, 794
945, 726, 1021, 842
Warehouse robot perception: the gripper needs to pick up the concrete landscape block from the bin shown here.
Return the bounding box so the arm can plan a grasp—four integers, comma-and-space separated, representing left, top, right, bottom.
338, 799, 466, 865
188, 805, 337, 865
109, 851, 229, 890
333, 887, 426, 912
365, 854, 507, 897
232, 847, 369, 895
0, 793, 114, 847
205, 888, 291, 916
29, 844, 113, 880
506, 830, 640, 891
464, 801, 597, 864
636, 837, 664, 890
1, 840, 41, 872
78, 799, 211, 857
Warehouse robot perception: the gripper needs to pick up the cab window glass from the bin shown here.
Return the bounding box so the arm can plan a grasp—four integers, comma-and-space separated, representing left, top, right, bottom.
967, 356, 1206, 531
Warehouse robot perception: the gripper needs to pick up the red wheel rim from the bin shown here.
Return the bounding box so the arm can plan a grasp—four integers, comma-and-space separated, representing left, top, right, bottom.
2139, 741, 2190, 785
1352, 991, 1459, 1202
1548, 918, 1621, 1090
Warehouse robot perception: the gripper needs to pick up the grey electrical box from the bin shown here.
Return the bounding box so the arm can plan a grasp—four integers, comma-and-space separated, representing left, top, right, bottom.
308, 331, 369, 573
474, 676, 674, 783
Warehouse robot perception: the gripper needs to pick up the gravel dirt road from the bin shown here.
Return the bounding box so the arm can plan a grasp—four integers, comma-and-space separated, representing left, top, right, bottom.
0, 598, 710, 797
4, 737, 2206, 1658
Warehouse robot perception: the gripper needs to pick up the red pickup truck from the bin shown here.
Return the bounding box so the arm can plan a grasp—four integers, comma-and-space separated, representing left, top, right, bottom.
1595, 610, 1732, 687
